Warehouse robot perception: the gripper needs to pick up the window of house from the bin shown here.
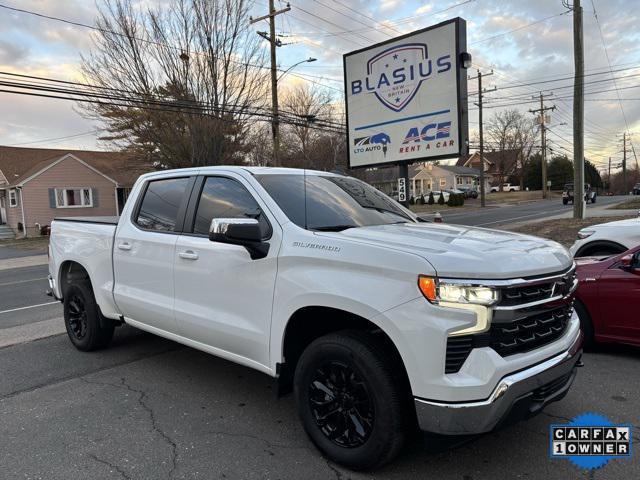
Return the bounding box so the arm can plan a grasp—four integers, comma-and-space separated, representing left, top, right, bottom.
456, 177, 463, 185
9, 189, 18, 207
135, 177, 190, 232
55, 188, 93, 208
193, 177, 271, 238
466, 177, 472, 184
440, 178, 446, 188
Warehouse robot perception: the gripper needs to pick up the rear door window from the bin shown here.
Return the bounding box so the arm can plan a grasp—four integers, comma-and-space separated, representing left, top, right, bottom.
135, 177, 190, 232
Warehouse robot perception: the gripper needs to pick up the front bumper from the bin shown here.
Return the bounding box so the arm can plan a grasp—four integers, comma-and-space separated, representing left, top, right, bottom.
414, 329, 583, 435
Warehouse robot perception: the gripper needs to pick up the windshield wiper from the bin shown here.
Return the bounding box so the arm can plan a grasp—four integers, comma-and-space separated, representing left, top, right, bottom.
310, 225, 358, 232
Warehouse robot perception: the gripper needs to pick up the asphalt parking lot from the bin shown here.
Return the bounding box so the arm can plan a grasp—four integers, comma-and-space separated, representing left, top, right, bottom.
1, 236, 639, 479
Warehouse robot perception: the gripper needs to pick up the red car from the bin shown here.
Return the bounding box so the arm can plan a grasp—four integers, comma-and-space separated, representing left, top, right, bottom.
574, 245, 640, 347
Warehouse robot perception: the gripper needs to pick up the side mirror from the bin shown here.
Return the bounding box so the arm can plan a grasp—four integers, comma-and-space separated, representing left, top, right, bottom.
209, 218, 269, 260
620, 252, 640, 274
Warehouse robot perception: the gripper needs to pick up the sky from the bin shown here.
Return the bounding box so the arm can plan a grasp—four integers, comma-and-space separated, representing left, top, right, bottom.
0, 0, 639, 173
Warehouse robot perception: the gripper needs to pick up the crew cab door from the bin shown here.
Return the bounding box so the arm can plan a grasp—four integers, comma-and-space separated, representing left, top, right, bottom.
173, 174, 280, 367
113, 175, 195, 333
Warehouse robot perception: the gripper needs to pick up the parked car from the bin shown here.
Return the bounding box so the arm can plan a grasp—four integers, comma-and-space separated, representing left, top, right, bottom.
574, 246, 640, 348
47, 167, 583, 470
489, 183, 520, 192
426, 190, 450, 202
570, 217, 640, 257
458, 186, 479, 198
562, 183, 596, 205
633, 183, 640, 195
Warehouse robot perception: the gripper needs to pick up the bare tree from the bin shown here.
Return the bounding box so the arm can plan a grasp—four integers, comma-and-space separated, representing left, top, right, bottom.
278, 83, 341, 170
81, 0, 268, 168
485, 109, 537, 189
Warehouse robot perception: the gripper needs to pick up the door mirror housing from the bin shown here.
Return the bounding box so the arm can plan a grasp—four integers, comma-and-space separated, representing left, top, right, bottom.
620, 251, 640, 274
209, 218, 269, 260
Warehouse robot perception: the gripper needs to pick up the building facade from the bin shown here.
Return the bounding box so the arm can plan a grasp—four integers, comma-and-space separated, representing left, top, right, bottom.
0, 147, 150, 237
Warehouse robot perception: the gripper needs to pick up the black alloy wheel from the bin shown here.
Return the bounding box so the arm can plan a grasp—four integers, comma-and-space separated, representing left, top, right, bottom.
294, 331, 410, 470
308, 361, 374, 448
63, 282, 115, 351
66, 293, 88, 340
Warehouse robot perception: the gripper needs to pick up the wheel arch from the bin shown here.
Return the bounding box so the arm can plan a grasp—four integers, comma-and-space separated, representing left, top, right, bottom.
276, 305, 412, 398
574, 240, 628, 257
58, 260, 92, 299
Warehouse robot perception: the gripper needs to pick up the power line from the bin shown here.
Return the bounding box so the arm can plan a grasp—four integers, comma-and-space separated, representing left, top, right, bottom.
7, 129, 105, 146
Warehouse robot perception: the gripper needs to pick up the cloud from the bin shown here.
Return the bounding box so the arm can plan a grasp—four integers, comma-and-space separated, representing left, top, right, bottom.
0, 40, 29, 64
415, 4, 433, 15
379, 0, 399, 12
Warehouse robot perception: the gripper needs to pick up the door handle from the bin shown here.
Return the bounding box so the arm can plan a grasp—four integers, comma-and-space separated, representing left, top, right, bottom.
178, 250, 199, 260
117, 242, 132, 251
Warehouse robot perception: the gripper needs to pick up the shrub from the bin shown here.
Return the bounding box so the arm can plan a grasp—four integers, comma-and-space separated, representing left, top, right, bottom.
409, 196, 415, 205
428, 192, 435, 205
438, 192, 445, 205
447, 194, 454, 207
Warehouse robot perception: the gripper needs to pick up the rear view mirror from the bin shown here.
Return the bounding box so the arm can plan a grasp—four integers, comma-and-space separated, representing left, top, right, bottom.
209, 218, 269, 260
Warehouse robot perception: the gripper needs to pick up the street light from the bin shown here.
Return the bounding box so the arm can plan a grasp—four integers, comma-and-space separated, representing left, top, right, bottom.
277, 57, 317, 82
271, 57, 317, 167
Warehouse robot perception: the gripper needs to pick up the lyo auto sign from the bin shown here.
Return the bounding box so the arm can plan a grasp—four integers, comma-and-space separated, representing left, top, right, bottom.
344, 18, 468, 168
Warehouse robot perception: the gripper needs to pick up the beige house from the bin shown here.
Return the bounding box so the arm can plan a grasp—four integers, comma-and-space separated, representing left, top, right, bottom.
0, 147, 150, 237
364, 162, 481, 197
410, 164, 480, 196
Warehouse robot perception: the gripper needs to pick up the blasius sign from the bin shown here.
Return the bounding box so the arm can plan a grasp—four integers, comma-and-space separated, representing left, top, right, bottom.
344, 18, 468, 168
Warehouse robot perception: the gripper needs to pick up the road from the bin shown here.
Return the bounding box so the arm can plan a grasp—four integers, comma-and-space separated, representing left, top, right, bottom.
423, 195, 627, 227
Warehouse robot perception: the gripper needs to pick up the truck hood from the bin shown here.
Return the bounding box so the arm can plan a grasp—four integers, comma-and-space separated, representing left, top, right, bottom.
322, 222, 572, 279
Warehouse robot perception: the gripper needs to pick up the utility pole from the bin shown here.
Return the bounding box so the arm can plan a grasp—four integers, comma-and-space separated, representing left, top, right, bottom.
250, 1, 290, 167
468, 69, 495, 208
529, 93, 555, 199
572, 0, 585, 218
608, 156, 611, 194
623, 132, 627, 195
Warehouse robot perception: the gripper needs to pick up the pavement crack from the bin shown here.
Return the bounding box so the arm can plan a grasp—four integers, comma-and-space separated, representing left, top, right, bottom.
79, 375, 179, 480
119, 377, 178, 480
325, 459, 348, 480
88, 453, 132, 480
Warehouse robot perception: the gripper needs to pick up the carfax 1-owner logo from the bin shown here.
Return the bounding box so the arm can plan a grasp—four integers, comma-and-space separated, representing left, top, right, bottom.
550, 413, 633, 469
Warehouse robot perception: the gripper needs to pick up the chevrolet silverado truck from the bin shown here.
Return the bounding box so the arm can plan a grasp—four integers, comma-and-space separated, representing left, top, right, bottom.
48, 167, 583, 470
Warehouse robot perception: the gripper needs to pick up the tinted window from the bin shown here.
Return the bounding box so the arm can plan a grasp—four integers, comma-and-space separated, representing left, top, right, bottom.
193, 177, 270, 237
136, 177, 190, 231
256, 174, 414, 230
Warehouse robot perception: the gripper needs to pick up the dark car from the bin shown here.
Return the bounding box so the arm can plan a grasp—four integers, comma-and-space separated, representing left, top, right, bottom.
457, 185, 478, 199
633, 183, 640, 195
574, 245, 640, 348
562, 183, 596, 205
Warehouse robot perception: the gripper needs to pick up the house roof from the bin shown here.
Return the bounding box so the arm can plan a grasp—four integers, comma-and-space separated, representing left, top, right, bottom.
438, 165, 480, 176
456, 149, 521, 176
362, 164, 422, 184
0, 146, 152, 187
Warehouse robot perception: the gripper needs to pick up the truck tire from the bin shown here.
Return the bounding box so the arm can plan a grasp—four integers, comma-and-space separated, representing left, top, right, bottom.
574, 300, 595, 350
562, 198, 568, 205
294, 331, 409, 470
63, 283, 114, 351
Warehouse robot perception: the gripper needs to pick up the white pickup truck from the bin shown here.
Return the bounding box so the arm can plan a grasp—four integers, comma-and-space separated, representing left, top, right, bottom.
48, 167, 583, 470
490, 183, 521, 192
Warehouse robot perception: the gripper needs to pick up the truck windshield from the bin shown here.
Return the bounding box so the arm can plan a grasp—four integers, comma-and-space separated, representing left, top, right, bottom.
255, 174, 415, 231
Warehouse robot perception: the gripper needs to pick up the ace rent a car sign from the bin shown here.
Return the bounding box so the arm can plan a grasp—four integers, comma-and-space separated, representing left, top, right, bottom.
344, 18, 468, 168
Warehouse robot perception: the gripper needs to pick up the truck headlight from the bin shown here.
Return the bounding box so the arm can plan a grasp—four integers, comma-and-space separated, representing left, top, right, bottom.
418, 276, 499, 336
577, 230, 594, 239
418, 276, 499, 306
